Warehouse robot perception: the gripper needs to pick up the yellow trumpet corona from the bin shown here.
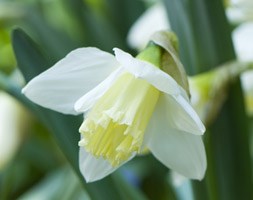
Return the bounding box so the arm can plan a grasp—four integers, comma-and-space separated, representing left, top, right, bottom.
79, 69, 160, 166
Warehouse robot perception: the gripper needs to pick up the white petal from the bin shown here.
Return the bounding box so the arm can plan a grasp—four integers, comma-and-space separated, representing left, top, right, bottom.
113, 48, 180, 95
79, 146, 135, 182
148, 128, 206, 180
144, 97, 206, 180
79, 147, 117, 182
160, 94, 205, 135
74, 67, 124, 113
22, 47, 119, 115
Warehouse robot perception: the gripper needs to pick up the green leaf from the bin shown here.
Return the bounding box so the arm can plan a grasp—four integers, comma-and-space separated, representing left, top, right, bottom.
18, 166, 90, 200
63, 0, 145, 51
23, 5, 77, 60
12, 28, 51, 81
112, 170, 148, 200
103, 0, 145, 40
12, 28, 80, 169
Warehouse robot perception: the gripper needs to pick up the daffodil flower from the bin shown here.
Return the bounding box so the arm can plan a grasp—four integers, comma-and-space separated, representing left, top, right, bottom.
22, 45, 206, 182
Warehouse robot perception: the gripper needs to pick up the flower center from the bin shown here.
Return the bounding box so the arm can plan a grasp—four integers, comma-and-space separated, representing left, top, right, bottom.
79, 72, 160, 166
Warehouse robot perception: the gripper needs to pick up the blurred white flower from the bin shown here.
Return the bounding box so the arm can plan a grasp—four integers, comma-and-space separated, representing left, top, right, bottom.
233, 22, 253, 62
127, 3, 170, 50
22, 45, 206, 182
233, 22, 253, 114
0, 92, 28, 170
226, 0, 253, 24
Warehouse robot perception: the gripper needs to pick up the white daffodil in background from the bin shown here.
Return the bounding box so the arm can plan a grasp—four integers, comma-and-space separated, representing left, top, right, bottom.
0, 91, 29, 170
233, 22, 253, 115
233, 23, 253, 61
127, 3, 169, 50
22, 33, 206, 182
226, 0, 253, 24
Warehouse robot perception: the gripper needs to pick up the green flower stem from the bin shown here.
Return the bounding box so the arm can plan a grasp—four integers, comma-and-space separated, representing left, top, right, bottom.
164, 0, 253, 199
137, 43, 163, 68
194, 61, 253, 126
